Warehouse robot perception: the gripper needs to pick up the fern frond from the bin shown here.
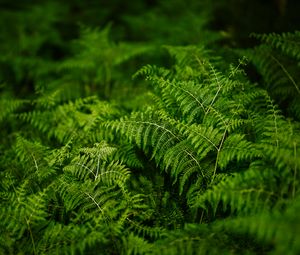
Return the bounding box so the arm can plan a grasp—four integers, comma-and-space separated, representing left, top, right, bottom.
148, 223, 254, 255
220, 195, 300, 255
106, 110, 180, 158
126, 218, 165, 239
122, 233, 153, 255
15, 135, 56, 184
191, 163, 277, 215
251, 31, 300, 60
0, 98, 28, 122
242, 31, 300, 120
19, 96, 120, 143
218, 134, 260, 169
64, 148, 130, 187
106, 111, 211, 193
36, 222, 108, 255
0, 181, 48, 252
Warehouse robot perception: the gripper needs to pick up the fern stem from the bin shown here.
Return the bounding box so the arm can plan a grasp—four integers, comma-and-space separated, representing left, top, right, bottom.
267, 95, 280, 147
206, 64, 222, 115
85, 192, 105, 215
184, 149, 205, 178
293, 142, 297, 198
270, 54, 300, 95
212, 129, 227, 182
186, 125, 218, 151
96, 155, 101, 180
26, 217, 37, 255
199, 210, 204, 224
124, 120, 180, 140
176, 85, 206, 113
31, 154, 39, 172
84, 192, 119, 253
76, 163, 95, 178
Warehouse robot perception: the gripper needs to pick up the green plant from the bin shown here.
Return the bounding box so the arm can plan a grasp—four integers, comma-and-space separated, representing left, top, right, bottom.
242, 31, 300, 119
0, 2, 300, 254
103, 45, 300, 254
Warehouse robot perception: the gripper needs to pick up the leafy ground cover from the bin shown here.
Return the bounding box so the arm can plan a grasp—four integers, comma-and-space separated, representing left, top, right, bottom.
0, 1, 300, 254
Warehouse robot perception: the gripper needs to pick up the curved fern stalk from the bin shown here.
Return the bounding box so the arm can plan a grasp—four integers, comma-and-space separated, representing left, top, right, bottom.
247, 45, 298, 95
270, 54, 300, 95
57, 172, 135, 253
191, 99, 300, 218
204, 64, 224, 116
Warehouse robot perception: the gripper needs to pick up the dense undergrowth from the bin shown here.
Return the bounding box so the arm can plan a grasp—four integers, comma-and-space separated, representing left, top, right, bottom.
0, 1, 300, 254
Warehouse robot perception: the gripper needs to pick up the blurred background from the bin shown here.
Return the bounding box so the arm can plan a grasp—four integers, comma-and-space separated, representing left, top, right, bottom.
0, 0, 299, 103
1, 0, 299, 44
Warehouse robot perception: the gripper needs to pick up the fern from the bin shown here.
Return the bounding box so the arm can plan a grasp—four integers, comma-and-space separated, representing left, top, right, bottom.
242, 31, 300, 119
19, 96, 120, 143
57, 25, 151, 99
0, 98, 28, 122
251, 31, 300, 60
219, 195, 300, 255
1, 5, 300, 253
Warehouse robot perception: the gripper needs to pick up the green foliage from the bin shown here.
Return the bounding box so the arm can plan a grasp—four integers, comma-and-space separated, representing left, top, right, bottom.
242, 31, 300, 119
57, 25, 151, 100
1, 1, 300, 254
